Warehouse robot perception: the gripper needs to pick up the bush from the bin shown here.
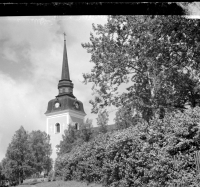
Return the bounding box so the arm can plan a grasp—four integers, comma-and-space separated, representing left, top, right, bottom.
30, 178, 38, 185
52, 171, 56, 181
47, 170, 53, 182
55, 107, 200, 186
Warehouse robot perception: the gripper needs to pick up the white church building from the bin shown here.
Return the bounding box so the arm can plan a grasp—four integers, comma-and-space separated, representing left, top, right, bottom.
45, 35, 86, 161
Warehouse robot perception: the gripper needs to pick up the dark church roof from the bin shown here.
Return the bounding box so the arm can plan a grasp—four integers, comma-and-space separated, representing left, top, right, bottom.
45, 95, 86, 115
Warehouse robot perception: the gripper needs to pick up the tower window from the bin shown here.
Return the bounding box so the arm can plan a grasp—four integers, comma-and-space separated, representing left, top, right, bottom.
74, 123, 79, 130
55, 123, 60, 133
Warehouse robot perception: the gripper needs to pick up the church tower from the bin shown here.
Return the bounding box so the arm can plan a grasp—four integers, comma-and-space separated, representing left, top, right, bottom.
45, 34, 86, 161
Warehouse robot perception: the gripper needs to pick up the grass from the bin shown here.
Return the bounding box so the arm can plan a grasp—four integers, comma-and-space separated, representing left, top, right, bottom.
17, 179, 103, 187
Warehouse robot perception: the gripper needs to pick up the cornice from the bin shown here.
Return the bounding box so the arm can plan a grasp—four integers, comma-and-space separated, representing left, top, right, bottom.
45, 109, 86, 118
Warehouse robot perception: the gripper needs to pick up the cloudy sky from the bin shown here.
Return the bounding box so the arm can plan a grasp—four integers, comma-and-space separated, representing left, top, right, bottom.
0, 2, 199, 162
0, 16, 120, 161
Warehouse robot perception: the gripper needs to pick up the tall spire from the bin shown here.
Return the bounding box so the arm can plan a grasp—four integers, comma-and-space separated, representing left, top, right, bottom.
61, 32, 70, 80
57, 33, 74, 98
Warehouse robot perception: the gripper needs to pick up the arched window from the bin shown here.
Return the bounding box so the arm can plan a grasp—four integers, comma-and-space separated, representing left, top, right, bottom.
55, 123, 60, 133
74, 123, 79, 130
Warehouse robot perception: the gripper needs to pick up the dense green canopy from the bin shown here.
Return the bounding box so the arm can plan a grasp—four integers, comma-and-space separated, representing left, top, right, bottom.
1, 127, 52, 185
55, 107, 200, 186
82, 15, 200, 122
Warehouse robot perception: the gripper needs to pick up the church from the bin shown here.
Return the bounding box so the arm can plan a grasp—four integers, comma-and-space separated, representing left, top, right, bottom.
45, 35, 86, 161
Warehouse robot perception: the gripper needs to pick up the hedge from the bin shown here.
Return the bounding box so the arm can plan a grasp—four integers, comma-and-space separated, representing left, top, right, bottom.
55, 107, 200, 187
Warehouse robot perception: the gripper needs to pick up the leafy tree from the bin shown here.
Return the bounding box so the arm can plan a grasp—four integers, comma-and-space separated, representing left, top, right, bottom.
57, 119, 94, 156
56, 124, 79, 155
1, 127, 53, 184
4, 126, 33, 185
84, 118, 93, 129
96, 109, 109, 133
28, 130, 52, 176
79, 118, 94, 142
82, 15, 200, 122
55, 107, 200, 186
0, 162, 2, 179
1, 157, 21, 186
0, 161, 6, 186
114, 106, 139, 130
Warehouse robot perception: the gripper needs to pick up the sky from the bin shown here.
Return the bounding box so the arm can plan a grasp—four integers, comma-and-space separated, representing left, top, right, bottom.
0, 3, 199, 162
0, 16, 120, 162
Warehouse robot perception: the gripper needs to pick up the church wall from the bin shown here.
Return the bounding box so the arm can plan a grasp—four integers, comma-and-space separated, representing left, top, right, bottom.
47, 113, 69, 161
47, 112, 85, 162
70, 116, 84, 125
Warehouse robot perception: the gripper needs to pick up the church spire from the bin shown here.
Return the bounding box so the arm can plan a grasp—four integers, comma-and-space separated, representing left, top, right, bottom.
57, 33, 74, 98
61, 32, 70, 80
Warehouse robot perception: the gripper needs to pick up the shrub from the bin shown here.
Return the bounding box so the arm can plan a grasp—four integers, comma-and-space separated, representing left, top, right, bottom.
55, 107, 200, 186
30, 178, 38, 185
52, 171, 56, 181
47, 170, 53, 182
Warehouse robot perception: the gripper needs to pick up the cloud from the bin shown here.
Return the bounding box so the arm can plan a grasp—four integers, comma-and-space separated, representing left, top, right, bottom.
0, 73, 44, 159
0, 16, 108, 161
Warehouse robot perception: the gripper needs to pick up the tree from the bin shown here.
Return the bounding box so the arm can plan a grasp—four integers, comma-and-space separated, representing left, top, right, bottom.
96, 109, 109, 133
57, 119, 94, 156
56, 124, 79, 155
79, 118, 94, 142
1, 127, 53, 184
54, 107, 200, 186
1, 157, 20, 186
4, 126, 32, 185
114, 106, 139, 130
0, 161, 6, 186
28, 130, 52, 176
82, 15, 200, 122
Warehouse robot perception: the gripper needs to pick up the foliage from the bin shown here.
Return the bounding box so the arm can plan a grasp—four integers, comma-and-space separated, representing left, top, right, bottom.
47, 170, 53, 182
2, 126, 32, 185
0, 162, 6, 187
96, 109, 109, 133
57, 119, 94, 156
52, 171, 56, 181
57, 124, 81, 156
1, 127, 53, 185
55, 107, 200, 186
28, 130, 52, 175
47, 170, 56, 182
82, 15, 200, 122
114, 106, 140, 130
30, 178, 38, 185
79, 118, 94, 142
